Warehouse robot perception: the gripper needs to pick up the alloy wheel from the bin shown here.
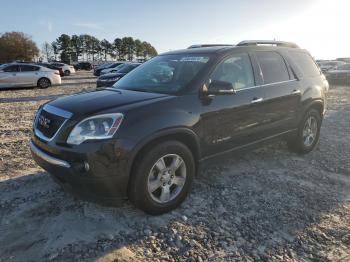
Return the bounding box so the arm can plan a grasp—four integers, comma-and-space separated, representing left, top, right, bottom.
147, 154, 187, 204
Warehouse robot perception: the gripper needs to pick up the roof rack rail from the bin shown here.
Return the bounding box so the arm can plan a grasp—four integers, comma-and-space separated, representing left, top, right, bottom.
187, 44, 234, 49
237, 40, 299, 48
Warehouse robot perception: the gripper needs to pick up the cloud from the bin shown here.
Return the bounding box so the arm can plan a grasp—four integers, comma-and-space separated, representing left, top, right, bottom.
74, 22, 104, 30
39, 20, 53, 32
47, 21, 53, 32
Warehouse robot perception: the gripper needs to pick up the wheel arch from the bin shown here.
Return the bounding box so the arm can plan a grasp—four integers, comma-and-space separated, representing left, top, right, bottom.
303, 99, 324, 118
126, 128, 201, 193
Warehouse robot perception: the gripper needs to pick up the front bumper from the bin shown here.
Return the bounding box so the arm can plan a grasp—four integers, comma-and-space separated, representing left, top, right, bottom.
30, 138, 132, 204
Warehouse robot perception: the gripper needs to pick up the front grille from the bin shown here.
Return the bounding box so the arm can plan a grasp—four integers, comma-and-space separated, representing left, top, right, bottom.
35, 109, 66, 139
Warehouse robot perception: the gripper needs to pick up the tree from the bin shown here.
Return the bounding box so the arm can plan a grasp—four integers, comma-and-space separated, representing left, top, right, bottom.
113, 38, 123, 60
41, 41, 53, 62
0, 31, 39, 63
141, 41, 158, 59
56, 34, 72, 63
71, 35, 82, 62
51, 41, 59, 61
134, 39, 144, 59
121, 37, 135, 61
100, 39, 112, 61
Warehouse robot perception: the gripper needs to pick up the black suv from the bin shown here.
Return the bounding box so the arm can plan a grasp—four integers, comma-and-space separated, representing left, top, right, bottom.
74, 62, 92, 71
30, 40, 329, 215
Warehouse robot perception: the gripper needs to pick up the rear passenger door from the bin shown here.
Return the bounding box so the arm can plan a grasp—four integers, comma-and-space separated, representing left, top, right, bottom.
254, 51, 301, 133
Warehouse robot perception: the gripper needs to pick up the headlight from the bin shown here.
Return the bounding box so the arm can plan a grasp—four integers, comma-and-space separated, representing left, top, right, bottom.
109, 76, 120, 81
67, 113, 123, 145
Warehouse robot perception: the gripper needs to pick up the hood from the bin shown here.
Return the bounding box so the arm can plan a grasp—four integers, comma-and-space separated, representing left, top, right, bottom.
48, 88, 169, 117
98, 72, 124, 79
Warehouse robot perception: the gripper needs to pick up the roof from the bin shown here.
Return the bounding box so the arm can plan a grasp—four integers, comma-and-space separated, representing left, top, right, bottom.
161, 40, 302, 56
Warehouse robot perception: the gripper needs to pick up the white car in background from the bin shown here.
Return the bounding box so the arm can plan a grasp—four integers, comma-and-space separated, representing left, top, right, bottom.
0, 63, 61, 89
51, 62, 76, 76
100, 63, 125, 75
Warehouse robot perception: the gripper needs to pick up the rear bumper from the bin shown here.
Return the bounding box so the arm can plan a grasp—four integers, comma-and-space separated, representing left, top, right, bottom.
51, 75, 61, 85
30, 139, 131, 204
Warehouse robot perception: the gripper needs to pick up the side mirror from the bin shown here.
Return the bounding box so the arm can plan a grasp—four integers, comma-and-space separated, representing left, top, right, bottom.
202, 80, 236, 97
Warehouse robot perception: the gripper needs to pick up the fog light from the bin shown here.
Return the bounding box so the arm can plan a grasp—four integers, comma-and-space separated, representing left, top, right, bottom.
84, 161, 90, 172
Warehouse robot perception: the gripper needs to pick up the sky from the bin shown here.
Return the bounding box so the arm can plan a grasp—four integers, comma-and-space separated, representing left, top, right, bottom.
1, 0, 349, 59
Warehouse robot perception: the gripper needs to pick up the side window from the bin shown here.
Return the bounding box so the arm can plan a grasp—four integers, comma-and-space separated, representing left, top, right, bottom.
20, 65, 39, 72
256, 51, 290, 84
289, 51, 321, 77
3, 65, 19, 72
210, 53, 255, 90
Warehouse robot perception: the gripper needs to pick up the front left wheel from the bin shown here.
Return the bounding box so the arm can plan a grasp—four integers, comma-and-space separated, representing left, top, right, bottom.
128, 141, 195, 215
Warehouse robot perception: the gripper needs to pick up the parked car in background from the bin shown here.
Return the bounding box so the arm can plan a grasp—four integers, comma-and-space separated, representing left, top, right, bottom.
74, 62, 92, 71
94, 62, 125, 76
96, 63, 141, 87
317, 60, 345, 72
51, 62, 76, 76
37, 63, 64, 77
100, 63, 127, 75
0, 63, 61, 89
324, 63, 350, 84
30, 40, 328, 214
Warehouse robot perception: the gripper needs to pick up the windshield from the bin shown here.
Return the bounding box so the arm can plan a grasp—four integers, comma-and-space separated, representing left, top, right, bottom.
113, 54, 210, 94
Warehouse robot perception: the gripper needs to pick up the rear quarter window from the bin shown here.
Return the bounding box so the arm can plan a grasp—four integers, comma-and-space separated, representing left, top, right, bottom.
255, 51, 290, 84
289, 51, 320, 77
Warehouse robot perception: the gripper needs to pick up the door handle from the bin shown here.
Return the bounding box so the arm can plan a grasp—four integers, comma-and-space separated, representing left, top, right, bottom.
292, 89, 301, 94
251, 97, 263, 104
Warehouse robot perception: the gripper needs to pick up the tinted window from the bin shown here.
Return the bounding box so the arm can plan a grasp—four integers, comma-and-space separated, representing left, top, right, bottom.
114, 55, 210, 94
289, 51, 321, 77
256, 51, 290, 84
20, 65, 40, 72
210, 53, 255, 90
3, 65, 19, 72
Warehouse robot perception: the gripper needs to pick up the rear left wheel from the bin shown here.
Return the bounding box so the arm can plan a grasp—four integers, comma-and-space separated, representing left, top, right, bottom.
287, 109, 321, 154
37, 78, 51, 89
64, 70, 70, 76
128, 141, 195, 215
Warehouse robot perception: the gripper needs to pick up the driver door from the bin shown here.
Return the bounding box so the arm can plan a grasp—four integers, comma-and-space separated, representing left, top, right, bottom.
200, 53, 267, 157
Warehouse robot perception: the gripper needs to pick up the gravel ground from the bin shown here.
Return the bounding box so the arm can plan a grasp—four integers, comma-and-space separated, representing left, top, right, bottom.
0, 73, 349, 262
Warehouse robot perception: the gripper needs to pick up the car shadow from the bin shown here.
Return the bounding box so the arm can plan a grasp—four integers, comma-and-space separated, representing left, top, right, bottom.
1, 141, 350, 261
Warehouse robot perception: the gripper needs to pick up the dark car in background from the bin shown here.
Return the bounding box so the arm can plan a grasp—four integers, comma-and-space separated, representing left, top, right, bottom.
317, 60, 345, 72
74, 62, 92, 71
30, 40, 328, 215
93, 62, 125, 76
38, 63, 64, 77
96, 63, 141, 87
324, 63, 350, 84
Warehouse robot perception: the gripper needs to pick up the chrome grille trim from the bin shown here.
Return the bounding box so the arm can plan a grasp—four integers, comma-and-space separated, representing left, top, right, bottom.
34, 105, 72, 142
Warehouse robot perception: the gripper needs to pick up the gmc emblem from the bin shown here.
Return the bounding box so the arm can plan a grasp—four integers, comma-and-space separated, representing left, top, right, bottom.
38, 115, 51, 129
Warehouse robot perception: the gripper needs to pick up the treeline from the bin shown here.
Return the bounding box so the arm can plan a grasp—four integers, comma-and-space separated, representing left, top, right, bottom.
42, 34, 158, 63
0, 32, 39, 63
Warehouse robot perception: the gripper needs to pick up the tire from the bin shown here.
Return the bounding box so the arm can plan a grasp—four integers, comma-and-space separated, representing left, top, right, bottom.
128, 141, 195, 215
287, 109, 322, 154
64, 70, 70, 76
37, 78, 51, 89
